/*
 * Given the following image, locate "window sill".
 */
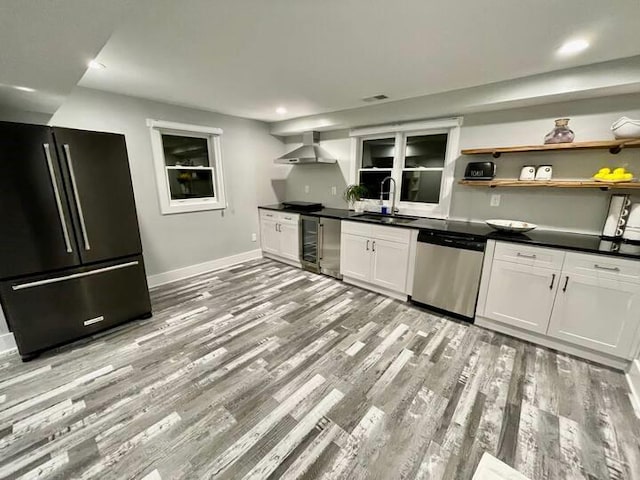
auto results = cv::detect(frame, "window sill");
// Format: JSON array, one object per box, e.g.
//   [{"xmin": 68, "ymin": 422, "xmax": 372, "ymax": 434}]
[{"xmin": 161, "ymin": 200, "xmax": 226, "ymax": 215}]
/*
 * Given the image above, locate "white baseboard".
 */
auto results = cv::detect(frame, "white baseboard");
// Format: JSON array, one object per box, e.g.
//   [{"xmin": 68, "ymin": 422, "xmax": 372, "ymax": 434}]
[
  {"xmin": 147, "ymin": 249, "xmax": 263, "ymax": 288},
  {"xmin": 475, "ymin": 316, "xmax": 630, "ymax": 371},
  {"xmin": 342, "ymin": 276, "xmax": 408, "ymax": 302},
  {"xmin": 0, "ymin": 332, "xmax": 17, "ymax": 356},
  {"xmin": 626, "ymin": 359, "xmax": 640, "ymax": 416}
]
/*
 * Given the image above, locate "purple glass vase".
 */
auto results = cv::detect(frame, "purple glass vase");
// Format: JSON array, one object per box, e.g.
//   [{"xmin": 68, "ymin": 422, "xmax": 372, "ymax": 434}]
[{"xmin": 544, "ymin": 118, "xmax": 575, "ymax": 144}]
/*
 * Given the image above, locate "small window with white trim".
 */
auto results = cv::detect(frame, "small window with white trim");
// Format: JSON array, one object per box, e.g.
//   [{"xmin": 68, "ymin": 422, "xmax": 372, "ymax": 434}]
[{"xmin": 148, "ymin": 120, "xmax": 226, "ymax": 215}]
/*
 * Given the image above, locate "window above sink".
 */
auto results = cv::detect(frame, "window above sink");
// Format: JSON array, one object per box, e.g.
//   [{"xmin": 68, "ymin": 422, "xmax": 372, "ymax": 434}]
[{"xmin": 351, "ymin": 118, "xmax": 461, "ymax": 219}]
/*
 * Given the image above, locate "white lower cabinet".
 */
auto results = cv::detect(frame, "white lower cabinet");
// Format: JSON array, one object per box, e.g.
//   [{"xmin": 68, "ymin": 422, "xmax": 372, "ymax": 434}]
[
  {"xmin": 547, "ymin": 272, "xmax": 640, "ymax": 358},
  {"xmin": 340, "ymin": 234, "xmax": 371, "ymax": 281},
  {"xmin": 340, "ymin": 222, "xmax": 413, "ymax": 295},
  {"xmin": 370, "ymin": 238, "xmax": 411, "ymax": 292},
  {"xmin": 259, "ymin": 209, "xmax": 300, "ymax": 263},
  {"xmin": 484, "ymin": 260, "xmax": 559, "ymax": 334},
  {"xmin": 278, "ymin": 223, "xmax": 300, "ymax": 262},
  {"xmin": 260, "ymin": 217, "xmax": 280, "ymax": 255},
  {"xmin": 480, "ymin": 241, "xmax": 640, "ymax": 365}
]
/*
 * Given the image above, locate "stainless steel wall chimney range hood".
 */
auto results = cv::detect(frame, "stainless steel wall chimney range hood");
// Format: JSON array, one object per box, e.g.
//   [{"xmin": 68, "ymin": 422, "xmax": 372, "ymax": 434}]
[{"xmin": 275, "ymin": 131, "xmax": 337, "ymax": 164}]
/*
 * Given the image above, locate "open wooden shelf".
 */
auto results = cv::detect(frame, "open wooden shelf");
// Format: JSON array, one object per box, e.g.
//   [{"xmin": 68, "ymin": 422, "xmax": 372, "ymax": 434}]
[
  {"xmin": 461, "ymin": 139, "xmax": 640, "ymax": 158},
  {"xmin": 458, "ymin": 179, "xmax": 640, "ymax": 190}
]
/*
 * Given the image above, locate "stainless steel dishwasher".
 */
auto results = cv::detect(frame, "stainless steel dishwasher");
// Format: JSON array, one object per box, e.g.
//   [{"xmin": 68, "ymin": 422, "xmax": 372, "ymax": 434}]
[{"xmin": 411, "ymin": 230, "xmax": 486, "ymax": 321}]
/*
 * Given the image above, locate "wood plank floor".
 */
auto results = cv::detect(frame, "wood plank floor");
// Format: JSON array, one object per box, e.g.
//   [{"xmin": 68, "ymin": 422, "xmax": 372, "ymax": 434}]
[{"xmin": 0, "ymin": 258, "xmax": 639, "ymax": 480}]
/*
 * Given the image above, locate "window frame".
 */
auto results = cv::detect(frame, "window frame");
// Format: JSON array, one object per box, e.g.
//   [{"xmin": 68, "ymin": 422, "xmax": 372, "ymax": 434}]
[
  {"xmin": 350, "ymin": 118, "xmax": 461, "ymax": 218},
  {"xmin": 357, "ymin": 133, "xmax": 397, "ymax": 200},
  {"xmin": 147, "ymin": 119, "xmax": 226, "ymax": 215}
]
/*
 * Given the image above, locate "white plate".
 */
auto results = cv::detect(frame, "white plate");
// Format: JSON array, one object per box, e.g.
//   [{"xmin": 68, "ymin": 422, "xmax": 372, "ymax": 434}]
[{"xmin": 486, "ymin": 219, "xmax": 537, "ymax": 233}]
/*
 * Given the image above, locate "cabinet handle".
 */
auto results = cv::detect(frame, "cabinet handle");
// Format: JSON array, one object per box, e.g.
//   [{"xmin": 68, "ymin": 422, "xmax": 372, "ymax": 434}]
[
  {"xmin": 562, "ymin": 275, "xmax": 569, "ymax": 292},
  {"xmin": 43, "ymin": 143, "xmax": 73, "ymax": 254},
  {"xmin": 516, "ymin": 252, "xmax": 537, "ymax": 259},
  {"xmin": 549, "ymin": 273, "xmax": 556, "ymax": 290},
  {"xmin": 594, "ymin": 264, "xmax": 620, "ymax": 272},
  {"xmin": 63, "ymin": 144, "xmax": 91, "ymax": 251},
  {"xmin": 372, "ymin": 241, "xmax": 376, "ymax": 252},
  {"xmin": 319, "ymin": 223, "xmax": 324, "ymax": 260},
  {"xmin": 366, "ymin": 240, "xmax": 370, "ymax": 251},
  {"xmin": 12, "ymin": 261, "xmax": 139, "ymax": 290},
  {"xmin": 284, "ymin": 216, "xmax": 292, "ymax": 220},
  {"xmin": 275, "ymin": 223, "xmax": 278, "ymax": 232},
  {"xmin": 277, "ymin": 223, "xmax": 281, "ymax": 232}
]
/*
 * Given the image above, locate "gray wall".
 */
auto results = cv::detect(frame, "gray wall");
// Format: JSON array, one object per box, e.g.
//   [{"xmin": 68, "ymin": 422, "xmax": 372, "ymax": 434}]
[
  {"xmin": 281, "ymin": 130, "xmax": 351, "ymax": 208},
  {"xmin": 50, "ymin": 87, "xmax": 285, "ymax": 276},
  {"xmin": 273, "ymin": 94, "xmax": 640, "ymax": 233},
  {"xmin": 451, "ymin": 95, "xmax": 640, "ymax": 233}
]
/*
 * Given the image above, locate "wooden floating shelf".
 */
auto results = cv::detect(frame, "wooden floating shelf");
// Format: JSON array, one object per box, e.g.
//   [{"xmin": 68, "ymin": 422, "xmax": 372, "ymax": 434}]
[
  {"xmin": 461, "ymin": 139, "xmax": 640, "ymax": 158},
  {"xmin": 458, "ymin": 179, "xmax": 640, "ymax": 190}
]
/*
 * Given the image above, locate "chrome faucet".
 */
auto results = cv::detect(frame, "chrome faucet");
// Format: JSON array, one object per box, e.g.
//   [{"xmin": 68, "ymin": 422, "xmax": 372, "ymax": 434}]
[{"xmin": 380, "ymin": 176, "xmax": 399, "ymax": 215}]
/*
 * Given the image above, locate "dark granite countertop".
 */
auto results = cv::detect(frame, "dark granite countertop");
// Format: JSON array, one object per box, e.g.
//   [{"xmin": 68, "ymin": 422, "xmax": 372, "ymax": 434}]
[{"xmin": 258, "ymin": 205, "xmax": 640, "ymax": 260}]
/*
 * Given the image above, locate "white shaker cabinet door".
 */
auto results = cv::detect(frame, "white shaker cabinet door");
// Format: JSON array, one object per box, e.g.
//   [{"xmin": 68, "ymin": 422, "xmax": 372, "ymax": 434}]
[
  {"xmin": 484, "ymin": 259, "xmax": 559, "ymax": 334},
  {"xmin": 548, "ymin": 273, "xmax": 640, "ymax": 358},
  {"xmin": 340, "ymin": 233, "xmax": 371, "ymax": 281},
  {"xmin": 370, "ymin": 239, "xmax": 410, "ymax": 293},
  {"xmin": 260, "ymin": 218, "xmax": 280, "ymax": 255},
  {"xmin": 278, "ymin": 222, "xmax": 300, "ymax": 262}
]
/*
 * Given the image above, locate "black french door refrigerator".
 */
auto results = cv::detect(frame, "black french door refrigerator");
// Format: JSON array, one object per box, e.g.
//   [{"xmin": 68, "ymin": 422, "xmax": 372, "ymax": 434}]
[{"xmin": 0, "ymin": 122, "xmax": 152, "ymax": 360}]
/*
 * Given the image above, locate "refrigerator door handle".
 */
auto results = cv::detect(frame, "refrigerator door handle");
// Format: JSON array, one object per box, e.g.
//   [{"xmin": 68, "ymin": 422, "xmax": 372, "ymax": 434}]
[
  {"xmin": 12, "ymin": 261, "xmax": 139, "ymax": 291},
  {"xmin": 43, "ymin": 143, "xmax": 73, "ymax": 254},
  {"xmin": 63, "ymin": 144, "xmax": 91, "ymax": 251},
  {"xmin": 319, "ymin": 223, "xmax": 324, "ymax": 260}
]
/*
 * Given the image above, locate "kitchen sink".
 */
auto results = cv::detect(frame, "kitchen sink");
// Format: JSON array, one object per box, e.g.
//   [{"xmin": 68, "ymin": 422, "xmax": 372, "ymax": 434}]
[{"xmin": 352, "ymin": 213, "xmax": 420, "ymax": 225}]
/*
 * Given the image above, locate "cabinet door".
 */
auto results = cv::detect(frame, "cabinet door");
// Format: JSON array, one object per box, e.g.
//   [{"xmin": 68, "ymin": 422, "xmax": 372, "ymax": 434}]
[
  {"xmin": 279, "ymin": 222, "xmax": 300, "ymax": 262},
  {"xmin": 484, "ymin": 260, "xmax": 559, "ymax": 334},
  {"xmin": 260, "ymin": 218, "xmax": 280, "ymax": 255},
  {"xmin": 340, "ymin": 234, "xmax": 371, "ymax": 281},
  {"xmin": 371, "ymin": 238, "xmax": 410, "ymax": 293},
  {"xmin": 53, "ymin": 128, "xmax": 142, "ymax": 265},
  {"xmin": 548, "ymin": 273, "xmax": 640, "ymax": 358},
  {"xmin": 0, "ymin": 122, "xmax": 81, "ymax": 278}
]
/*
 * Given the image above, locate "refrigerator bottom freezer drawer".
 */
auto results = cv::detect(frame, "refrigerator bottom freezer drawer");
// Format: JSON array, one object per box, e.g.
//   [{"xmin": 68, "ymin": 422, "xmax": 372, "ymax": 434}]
[{"xmin": 0, "ymin": 255, "xmax": 151, "ymax": 357}]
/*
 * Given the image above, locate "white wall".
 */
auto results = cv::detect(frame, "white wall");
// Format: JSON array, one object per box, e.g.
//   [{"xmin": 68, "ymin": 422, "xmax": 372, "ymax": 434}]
[
  {"xmin": 50, "ymin": 87, "xmax": 285, "ymax": 276},
  {"xmin": 274, "ymin": 93, "xmax": 640, "ymax": 233}
]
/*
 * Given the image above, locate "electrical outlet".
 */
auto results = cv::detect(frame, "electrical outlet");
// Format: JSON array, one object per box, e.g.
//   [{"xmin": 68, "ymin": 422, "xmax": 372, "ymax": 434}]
[
  {"xmin": 490, "ymin": 194, "xmax": 501, "ymax": 207},
  {"xmin": 304, "ymin": 185, "xmax": 310, "ymax": 194},
  {"xmin": 331, "ymin": 186, "xmax": 337, "ymax": 195},
  {"xmin": 251, "ymin": 233, "xmax": 257, "ymax": 242}
]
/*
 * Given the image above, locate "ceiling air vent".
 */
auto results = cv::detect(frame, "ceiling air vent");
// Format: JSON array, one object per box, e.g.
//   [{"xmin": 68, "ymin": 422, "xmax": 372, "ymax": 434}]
[{"xmin": 362, "ymin": 94, "xmax": 389, "ymax": 103}]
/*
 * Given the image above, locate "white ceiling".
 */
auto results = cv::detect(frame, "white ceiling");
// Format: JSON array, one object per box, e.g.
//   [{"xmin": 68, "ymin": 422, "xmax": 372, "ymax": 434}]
[
  {"xmin": 0, "ymin": 0, "xmax": 129, "ymax": 115},
  {"xmin": 3, "ymin": 0, "xmax": 640, "ymax": 122}
]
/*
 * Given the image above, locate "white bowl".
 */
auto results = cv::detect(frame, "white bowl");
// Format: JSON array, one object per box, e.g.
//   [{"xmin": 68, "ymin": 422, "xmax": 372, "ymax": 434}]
[
  {"xmin": 611, "ymin": 116, "xmax": 640, "ymax": 139},
  {"xmin": 486, "ymin": 219, "xmax": 538, "ymax": 233}
]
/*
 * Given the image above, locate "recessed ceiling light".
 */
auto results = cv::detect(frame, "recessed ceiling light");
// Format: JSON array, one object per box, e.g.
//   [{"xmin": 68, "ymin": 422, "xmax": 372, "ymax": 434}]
[
  {"xmin": 557, "ymin": 39, "xmax": 589, "ymax": 56},
  {"xmin": 13, "ymin": 85, "xmax": 36, "ymax": 92},
  {"xmin": 276, "ymin": 107, "xmax": 287, "ymax": 115},
  {"xmin": 88, "ymin": 60, "xmax": 106, "ymax": 70}
]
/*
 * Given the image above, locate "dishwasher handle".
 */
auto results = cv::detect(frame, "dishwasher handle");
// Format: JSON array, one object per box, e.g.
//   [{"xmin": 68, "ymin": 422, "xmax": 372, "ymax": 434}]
[{"xmin": 417, "ymin": 230, "xmax": 486, "ymax": 252}]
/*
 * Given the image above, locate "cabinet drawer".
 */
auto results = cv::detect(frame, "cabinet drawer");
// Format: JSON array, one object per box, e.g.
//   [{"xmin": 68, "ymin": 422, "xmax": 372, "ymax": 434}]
[
  {"xmin": 494, "ymin": 242, "xmax": 565, "ymax": 270},
  {"xmin": 259, "ymin": 209, "xmax": 278, "ymax": 220},
  {"xmin": 279, "ymin": 213, "xmax": 299, "ymax": 225},
  {"xmin": 563, "ymin": 252, "xmax": 640, "ymax": 284},
  {"xmin": 342, "ymin": 221, "xmax": 372, "ymax": 238},
  {"xmin": 370, "ymin": 224, "xmax": 412, "ymax": 244},
  {"xmin": 1, "ymin": 256, "xmax": 151, "ymax": 355}
]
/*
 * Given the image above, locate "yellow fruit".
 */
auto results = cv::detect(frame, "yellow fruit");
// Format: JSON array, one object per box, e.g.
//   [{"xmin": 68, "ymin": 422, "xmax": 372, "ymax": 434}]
[
  {"xmin": 599, "ymin": 168, "xmax": 611, "ymax": 174},
  {"xmin": 613, "ymin": 167, "xmax": 626, "ymax": 175},
  {"xmin": 604, "ymin": 173, "xmax": 616, "ymax": 180},
  {"xmin": 623, "ymin": 173, "xmax": 633, "ymax": 180},
  {"xmin": 594, "ymin": 173, "xmax": 605, "ymax": 179}
]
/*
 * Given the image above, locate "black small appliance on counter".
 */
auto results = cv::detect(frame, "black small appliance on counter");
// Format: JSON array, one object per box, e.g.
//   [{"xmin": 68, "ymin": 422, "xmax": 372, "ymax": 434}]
[{"xmin": 282, "ymin": 201, "xmax": 323, "ymax": 212}]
